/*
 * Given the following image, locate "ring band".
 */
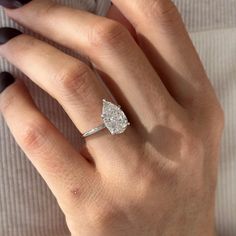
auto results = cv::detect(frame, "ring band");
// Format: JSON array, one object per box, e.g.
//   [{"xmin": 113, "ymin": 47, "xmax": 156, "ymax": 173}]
[
  {"xmin": 82, "ymin": 124, "xmax": 106, "ymax": 138},
  {"xmin": 82, "ymin": 99, "xmax": 130, "ymax": 138}
]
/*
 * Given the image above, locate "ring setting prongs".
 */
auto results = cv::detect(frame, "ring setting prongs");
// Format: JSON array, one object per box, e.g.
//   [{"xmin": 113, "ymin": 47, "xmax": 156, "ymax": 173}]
[{"xmin": 101, "ymin": 99, "xmax": 130, "ymax": 135}]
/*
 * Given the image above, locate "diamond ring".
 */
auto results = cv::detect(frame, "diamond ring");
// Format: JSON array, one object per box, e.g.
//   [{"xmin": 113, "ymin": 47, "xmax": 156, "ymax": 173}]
[{"xmin": 82, "ymin": 99, "xmax": 130, "ymax": 138}]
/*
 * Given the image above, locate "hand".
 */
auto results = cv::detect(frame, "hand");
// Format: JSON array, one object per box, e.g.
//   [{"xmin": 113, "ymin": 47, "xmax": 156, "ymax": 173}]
[{"xmin": 0, "ymin": 0, "xmax": 224, "ymax": 235}]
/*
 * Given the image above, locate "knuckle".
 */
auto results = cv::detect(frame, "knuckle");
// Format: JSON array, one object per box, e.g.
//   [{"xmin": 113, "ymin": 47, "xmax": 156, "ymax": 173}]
[
  {"xmin": 143, "ymin": 0, "xmax": 181, "ymax": 25},
  {"xmin": 131, "ymin": 155, "xmax": 177, "ymax": 201},
  {"xmin": 88, "ymin": 20, "xmax": 130, "ymax": 49},
  {"xmin": 20, "ymin": 118, "xmax": 50, "ymax": 152},
  {"xmin": 56, "ymin": 63, "xmax": 92, "ymax": 97},
  {"xmin": 87, "ymin": 202, "xmax": 121, "ymax": 227}
]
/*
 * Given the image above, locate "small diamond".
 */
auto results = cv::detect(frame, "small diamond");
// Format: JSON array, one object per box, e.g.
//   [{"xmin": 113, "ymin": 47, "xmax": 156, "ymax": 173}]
[{"xmin": 102, "ymin": 99, "xmax": 129, "ymax": 135}]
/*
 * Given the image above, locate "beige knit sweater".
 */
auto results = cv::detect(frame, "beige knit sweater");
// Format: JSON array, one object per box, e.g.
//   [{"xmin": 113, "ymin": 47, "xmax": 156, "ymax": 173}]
[{"xmin": 0, "ymin": 0, "xmax": 235, "ymax": 235}]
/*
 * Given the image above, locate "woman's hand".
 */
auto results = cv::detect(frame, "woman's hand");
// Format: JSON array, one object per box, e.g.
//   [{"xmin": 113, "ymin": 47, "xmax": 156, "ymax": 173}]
[{"xmin": 0, "ymin": 0, "xmax": 224, "ymax": 235}]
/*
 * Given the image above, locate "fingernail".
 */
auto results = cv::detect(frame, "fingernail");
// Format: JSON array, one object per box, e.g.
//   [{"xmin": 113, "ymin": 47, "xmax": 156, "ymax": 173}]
[
  {"xmin": 0, "ymin": 72, "xmax": 16, "ymax": 93},
  {"xmin": 0, "ymin": 0, "xmax": 31, "ymax": 9},
  {"xmin": 0, "ymin": 27, "xmax": 22, "ymax": 45}
]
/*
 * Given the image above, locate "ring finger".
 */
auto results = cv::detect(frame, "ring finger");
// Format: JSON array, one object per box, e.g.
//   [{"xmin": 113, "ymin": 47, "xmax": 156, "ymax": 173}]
[{"xmin": 0, "ymin": 29, "xmax": 141, "ymax": 172}]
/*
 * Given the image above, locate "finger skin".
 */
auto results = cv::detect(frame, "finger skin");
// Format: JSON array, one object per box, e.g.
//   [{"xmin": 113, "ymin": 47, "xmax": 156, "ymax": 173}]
[
  {"xmin": 106, "ymin": 4, "xmax": 136, "ymax": 39},
  {"xmin": 3, "ymin": 0, "xmax": 179, "ymax": 128},
  {"xmin": 0, "ymin": 31, "xmax": 142, "ymax": 173},
  {"xmin": 0, "ymin": 32, "xmax": 112, "ymax": 134},
  {"xmin": 111, "ymin": 0, "xmax": 216, "ymax": 109},
  {"xmin": 0, "ymin": 73, "xmax": 94, "ymax": 208}
]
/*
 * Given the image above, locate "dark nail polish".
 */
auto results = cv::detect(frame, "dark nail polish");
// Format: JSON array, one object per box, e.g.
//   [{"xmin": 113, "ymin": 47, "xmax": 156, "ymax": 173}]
[
  {"xmin": 0, "ymin": 27, "xmax": 22, "ymax": 45},
  {"xmin": 0, "ymin": 0, "xmax": 31, "ymax": 9},
  {"xmin": 0, "ymin": 72, "xmax": 16, "ymax": 93}
]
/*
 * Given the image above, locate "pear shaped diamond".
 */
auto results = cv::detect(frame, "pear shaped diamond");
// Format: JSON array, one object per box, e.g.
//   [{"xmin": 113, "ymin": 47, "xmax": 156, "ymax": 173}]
[{"xmin": 101, "ymin": 99, "xmax": 130, "ymax": 135}]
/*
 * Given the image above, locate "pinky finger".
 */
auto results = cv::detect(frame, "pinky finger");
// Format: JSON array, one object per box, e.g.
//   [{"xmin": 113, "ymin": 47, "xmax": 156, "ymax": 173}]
[{"xmin": 0, "ymin": 72, "xmax": 95, "ymax": 208}]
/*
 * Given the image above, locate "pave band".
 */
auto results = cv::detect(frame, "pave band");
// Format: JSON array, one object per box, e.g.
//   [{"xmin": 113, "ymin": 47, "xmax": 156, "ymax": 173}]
[{"xmin": 82, "ymin": 99, "xmax": 130, "ymax": 138}]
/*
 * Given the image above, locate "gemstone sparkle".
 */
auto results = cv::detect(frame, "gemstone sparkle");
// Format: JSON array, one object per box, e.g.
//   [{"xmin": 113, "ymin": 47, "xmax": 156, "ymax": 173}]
[{"xmin": 101, "ymin": 99, "xmax": 129, "ymax": 135}]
